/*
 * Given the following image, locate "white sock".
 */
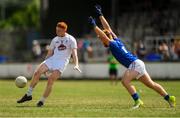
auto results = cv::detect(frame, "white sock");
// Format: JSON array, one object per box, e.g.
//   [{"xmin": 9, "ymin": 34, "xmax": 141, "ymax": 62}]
[
  {"xmin": 26, "ymin": 87, "xmax": 33, "ymax": 96},
  {"xmin": 40, "ymin": 97, "xmax": 46, "ymax": 103}
]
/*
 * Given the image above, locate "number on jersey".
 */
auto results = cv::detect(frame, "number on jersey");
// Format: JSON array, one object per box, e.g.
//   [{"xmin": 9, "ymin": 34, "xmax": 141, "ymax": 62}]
[{"xmin": 122, "ymin": 46, "xmax": 128, "ymax": 53}]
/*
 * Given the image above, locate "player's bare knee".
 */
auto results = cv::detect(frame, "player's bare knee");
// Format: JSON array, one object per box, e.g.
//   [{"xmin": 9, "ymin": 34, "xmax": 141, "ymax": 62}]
[
  {"xmin": 121, "ymin": 79, "xmax": 129, "ymax": 86},
  {"xmin": 34, "ymin": 70, "xmax": 41, "ymax": 78}
]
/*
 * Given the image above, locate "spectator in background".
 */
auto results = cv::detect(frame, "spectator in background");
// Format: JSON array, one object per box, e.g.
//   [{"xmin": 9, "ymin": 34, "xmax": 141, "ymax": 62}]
[
  {"xmin": 83, "ymin": 34, "xmax": 93, "ymax": 62},
  {"xmin": 41, "ymin": 44, "xmax": 50, "ymax": 59},
  {"xmin": 77, "ymin": 39, "xmax": 84, "ymax": 62},
  {"xmin": 32, "ymin": 40, "xmax": 42, "ymax": 61},
  {"xmin": 107, "ymin": 50, "xmax": 118, "ymax": 85},
  {"xmin": 174, "ymin": 39, "xmax": 180, "ymax": 59},
  {"xmin": 169, "ymin": 38, "xmax": 178, "ymax": 61},
  {"xmin": 158, "ymin": 40, "xmax": 170, "ymax": 61},
  {"xmin": 134, "ymin": 40, "xmax": 147, "ymax": 60}
]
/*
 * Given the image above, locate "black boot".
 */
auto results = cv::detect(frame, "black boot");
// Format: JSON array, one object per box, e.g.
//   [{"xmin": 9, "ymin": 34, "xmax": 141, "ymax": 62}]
[
  {"xmin": 17, "ymin": 94, "xmax": 32, "ymax": 103},
  {"xmin": 37, "ymin": 101, "xmax": 44, "ymax": 107}
]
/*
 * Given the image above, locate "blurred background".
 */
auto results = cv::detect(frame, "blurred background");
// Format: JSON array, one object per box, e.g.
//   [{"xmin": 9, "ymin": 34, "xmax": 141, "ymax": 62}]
[{"xmin": 0, "ymin": 0, "xmax": 180, "ymax": 79}]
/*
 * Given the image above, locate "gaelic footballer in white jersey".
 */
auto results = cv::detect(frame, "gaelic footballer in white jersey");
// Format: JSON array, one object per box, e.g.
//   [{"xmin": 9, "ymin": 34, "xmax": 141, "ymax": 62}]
[
  {"xmin": 44, "ymin": 33, "xmax": 77, "ymax": 73},
  {"xmin": 17, "ymin": 22, "xmax": 81, "ymax": 107}
]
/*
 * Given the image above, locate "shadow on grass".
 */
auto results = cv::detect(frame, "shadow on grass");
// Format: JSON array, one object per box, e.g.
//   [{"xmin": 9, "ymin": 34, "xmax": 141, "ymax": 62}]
[{"xmin": 16, "ymin": 105, "xmax": 38, "ymax": 108}]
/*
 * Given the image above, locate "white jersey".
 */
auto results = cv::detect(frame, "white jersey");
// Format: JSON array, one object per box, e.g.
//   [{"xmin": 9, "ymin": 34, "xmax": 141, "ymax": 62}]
[
  {"xmin": 43, "ymin": 33, "xmax": 77, "ymax": 73},
  {"xmin": 50, "ymin": 33, "xmax": 77, "ymax": 61}
]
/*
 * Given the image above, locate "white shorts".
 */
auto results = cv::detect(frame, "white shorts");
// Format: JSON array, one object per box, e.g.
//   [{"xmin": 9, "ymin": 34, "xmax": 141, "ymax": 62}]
[
  {"xmin": 43, "ymin": 57, "xmax": 69, "ymax": 73},
  {"xmin": 128, "ymin": 59, "xmax": 147, "ymax": 79}
]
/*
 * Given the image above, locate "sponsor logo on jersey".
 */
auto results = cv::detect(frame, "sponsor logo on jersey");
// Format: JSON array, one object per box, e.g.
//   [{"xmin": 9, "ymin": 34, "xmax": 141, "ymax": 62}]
[{"xmin": 58, "ymin": 44, "xmax": 67, "ymax": 50}]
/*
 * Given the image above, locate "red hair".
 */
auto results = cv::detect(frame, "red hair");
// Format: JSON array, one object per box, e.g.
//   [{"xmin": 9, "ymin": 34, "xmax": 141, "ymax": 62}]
[{"xmin": 57, "ymin": 22, "xmax": 68, "ymax": 31}]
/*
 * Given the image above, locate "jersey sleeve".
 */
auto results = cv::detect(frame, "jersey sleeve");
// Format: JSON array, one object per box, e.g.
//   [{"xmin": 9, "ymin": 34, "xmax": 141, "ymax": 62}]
[
  {"xmin": 49, "ymin": 37, "xmax": 56, "ymax": 50},
  {"xmin": 114, "ymin": 38, "xmax": 120, "ymax": 41},
  {"xmin": 70, "ymin": 36, "xmax": 77, "ymax": 49}
]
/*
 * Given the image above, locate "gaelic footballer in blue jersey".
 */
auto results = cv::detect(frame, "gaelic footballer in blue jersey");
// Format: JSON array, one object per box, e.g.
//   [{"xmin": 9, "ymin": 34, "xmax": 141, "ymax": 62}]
[{"xmin": 88, "ymin": 5, "xmax": 176, "ymax": 109}]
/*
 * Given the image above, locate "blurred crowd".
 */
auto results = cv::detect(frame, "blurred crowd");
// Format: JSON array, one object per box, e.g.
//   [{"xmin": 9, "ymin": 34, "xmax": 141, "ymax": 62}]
[
  {"xmin": 5, "ymin": 35, "xmax": 179, "ymax": 63},
  {"xmin": 0, "ymin": 34, "xmax": 180, "ymax": 63},
  {"xmin": 77, "ymin": 35, "xmax": 93, "ymax": 63},
  {"xmin": 1, "ymin": 0, "xmax": 180, "ymax": 63},
  {"xmin": 133, "ymin": 38, "xmax": 180, "ymax": 61}
]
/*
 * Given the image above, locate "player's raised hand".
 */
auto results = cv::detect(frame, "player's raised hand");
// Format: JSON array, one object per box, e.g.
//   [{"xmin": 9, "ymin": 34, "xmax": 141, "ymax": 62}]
[
  {"xmin": 88, "ymin": 16, "xmax": 96, "ymax": 27},
  {"xmin": 95, "ymin": 4, "xmax": 103, "ymax": 16},
  {"xmin": 73, "ymin": 65, "xmax": 82, "ymax": 73}
]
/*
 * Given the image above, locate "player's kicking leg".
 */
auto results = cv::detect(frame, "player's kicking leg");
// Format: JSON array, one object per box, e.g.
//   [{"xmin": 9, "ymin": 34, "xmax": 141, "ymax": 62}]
[
  {"xmin": 37, "ymin": 70, "xmax": 60, "ymax": 107},
  {"xmin": 17, "ymin": 63, "xmax": 49, "ymax": 103},
  {"xmin": 139, "ymin": 72, "xmax": 176, "ymax": 107}
]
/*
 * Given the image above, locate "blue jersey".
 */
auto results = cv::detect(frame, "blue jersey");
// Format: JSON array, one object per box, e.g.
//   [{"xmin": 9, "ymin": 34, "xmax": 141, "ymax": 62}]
[{"xmin": 109, "ymin": 38, "xmax": 137, "ymax": 68}]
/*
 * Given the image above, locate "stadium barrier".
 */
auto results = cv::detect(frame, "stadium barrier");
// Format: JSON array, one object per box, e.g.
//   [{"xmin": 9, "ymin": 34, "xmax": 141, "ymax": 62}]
[{"xmin": 0, "ymin": 63, "xmax": 180, "ymax": 79}]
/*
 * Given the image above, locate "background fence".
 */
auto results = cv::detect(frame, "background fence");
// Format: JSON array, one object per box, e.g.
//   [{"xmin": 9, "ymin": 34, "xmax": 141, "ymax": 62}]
[{"xmin": 0, "ymin": 63, "xmax": 180, "ymax": 79}]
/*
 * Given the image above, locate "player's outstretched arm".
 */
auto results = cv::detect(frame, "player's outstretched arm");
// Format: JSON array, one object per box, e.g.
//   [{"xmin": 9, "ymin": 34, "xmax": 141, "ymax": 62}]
[
  {"xmin": 72, "ymin": 48, "xmax": 82, "ymax": 73},
  {"xmin": 88, "ymin": 16, "xmax": 110, "ymax": 46},
  {"xmin": 95, "ymin": 5, "xmax": 117, "ymax": 38}
]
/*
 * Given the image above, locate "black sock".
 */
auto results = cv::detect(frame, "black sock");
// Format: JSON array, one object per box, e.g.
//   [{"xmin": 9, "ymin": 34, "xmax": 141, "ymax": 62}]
[
  {"xmin": 132, "ymin": 93, "xmax": 139, "ymax": 101},
  {"xmin": 164, "ymin": 94, "xmax": 170, "ymax": 101}
]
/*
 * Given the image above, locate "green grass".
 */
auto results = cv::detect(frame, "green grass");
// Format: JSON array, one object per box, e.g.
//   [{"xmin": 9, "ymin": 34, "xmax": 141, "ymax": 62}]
[{"xmin": 0, "ymin": 80, "xmax": 179, "ymax": 117}]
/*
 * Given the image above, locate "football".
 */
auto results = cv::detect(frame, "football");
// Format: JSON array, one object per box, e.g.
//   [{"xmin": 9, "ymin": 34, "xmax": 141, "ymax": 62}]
[{"xmin": 15, "ymin": 76, "xmax": 27, "ymax": 88}]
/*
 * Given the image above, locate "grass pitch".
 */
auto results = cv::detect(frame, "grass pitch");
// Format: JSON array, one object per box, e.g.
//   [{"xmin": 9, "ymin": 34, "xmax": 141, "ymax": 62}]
[{"xmin": 0, "ymin": 79, "xmax": 179, "ymax": 117}]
